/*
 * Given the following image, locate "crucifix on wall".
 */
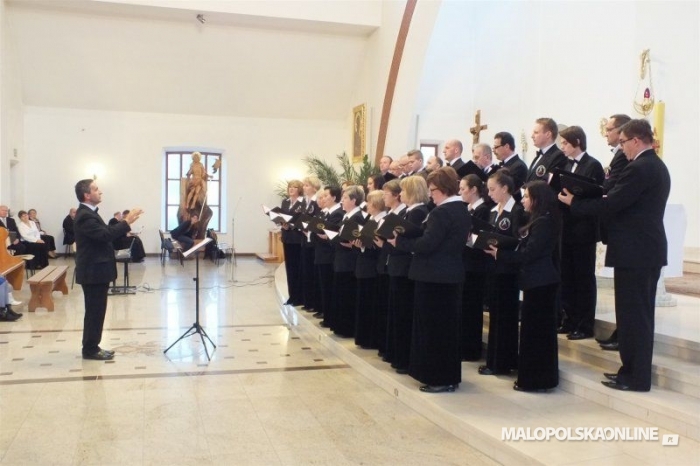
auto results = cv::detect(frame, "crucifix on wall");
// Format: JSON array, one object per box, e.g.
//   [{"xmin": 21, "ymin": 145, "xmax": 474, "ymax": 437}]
[{"xmin": 469, "ymin": 110, "xmax": 488, "ymax": 144}]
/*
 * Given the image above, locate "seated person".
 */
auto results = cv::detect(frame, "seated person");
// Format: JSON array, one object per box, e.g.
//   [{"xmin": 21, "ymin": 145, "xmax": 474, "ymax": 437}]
[
  {"xmin": 62, "ymin": 207, "xmax": 76, "ymax": 247},
  {"xmin": 170, "ymin": 214, "xmax": 199, "ymax": 251},
  {"xmin": 108, "ymin": 211, "xmax": 146, "ymax": 262},
  {"xmin": 0, "ymin": 276, "xmax": 22, "ymax": 322},
  {"xmin": 28, "ymin": 209, "xmax": 57, "ymax": 258},
  {"xmin": 0, "ymin": 205, "xmax": 27, "ymax": 256},
  {"xmin": 16, "ymin": 210, "xmax": 49, "ymax": 269}
]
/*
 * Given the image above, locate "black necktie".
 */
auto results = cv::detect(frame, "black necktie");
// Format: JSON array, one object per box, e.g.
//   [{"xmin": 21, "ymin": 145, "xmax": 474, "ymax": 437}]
[
  {"xmin": 536, "ymin": 150, "xmax": 543, "ymax": 156},
  {"xmin": 95, "ymin": 207, "xmax": 99, "ymax": 213},
  {"xmin": 498, "ymin": 161, "xmax": 504, "ymax": 167}
]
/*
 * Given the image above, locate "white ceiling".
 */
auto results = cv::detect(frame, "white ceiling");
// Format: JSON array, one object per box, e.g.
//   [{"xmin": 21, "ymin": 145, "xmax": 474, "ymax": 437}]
[{"xmin": 6, "ymin": 0, "xmax": 376, "ymax": 119}]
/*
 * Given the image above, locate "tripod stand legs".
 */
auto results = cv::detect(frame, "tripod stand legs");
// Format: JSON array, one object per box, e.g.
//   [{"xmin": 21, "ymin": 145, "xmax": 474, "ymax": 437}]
[{"xmin": 164, "ymin": 322, "xmax": 217, "ymax": 361}]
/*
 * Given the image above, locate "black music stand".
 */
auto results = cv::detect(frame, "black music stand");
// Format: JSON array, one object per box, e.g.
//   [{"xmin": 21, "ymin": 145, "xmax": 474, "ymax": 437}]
[
  {"xmin": 164, "ymin": 238, "xmax": 217, "ymax": 360},
  {"xmin": 109, "ymin": 238, "xmax": 136, "ymax": 295}
]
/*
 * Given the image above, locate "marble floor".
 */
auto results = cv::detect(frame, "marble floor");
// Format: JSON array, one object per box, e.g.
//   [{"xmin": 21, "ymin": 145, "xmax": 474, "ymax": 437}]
[{"xmin": 0, "ymin": 257, "xmax": 497, "ymax": 465}]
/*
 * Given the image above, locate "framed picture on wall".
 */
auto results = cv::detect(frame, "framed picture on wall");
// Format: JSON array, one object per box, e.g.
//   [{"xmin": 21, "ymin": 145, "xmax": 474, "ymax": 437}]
[{"xmin": 352, "ymin": 104, "xmax": 366, "ymax": 163}]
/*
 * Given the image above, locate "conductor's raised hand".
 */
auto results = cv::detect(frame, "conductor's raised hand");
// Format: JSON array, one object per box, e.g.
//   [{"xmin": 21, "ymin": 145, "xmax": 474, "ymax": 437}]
[{"xmin": 124, "ymin": 208, "xmax": 144, "ymax": 225}]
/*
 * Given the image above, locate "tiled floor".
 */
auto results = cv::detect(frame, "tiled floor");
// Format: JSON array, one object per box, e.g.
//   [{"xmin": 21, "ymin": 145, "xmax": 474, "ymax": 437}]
[{"xmin": 0, "ymin": 257, "xmax": 498, "ymax": 465}]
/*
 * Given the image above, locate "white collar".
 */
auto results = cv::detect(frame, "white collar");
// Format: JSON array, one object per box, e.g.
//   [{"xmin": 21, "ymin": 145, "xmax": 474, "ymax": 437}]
[
  {"xmin": 569, "ymin": 152, "xmax": 585, "ymax": 163},
  {"xmin": 390, "ymin": 203, "xmax": 407, "ymax": 214},
  {"xmin": 438, "ymin": 195, "xmax": 462, "ymax": 206},
  {"xmin": 327, "ymin": 203, "xmax": 341, "ymax": 213},
  {"xmin": 344, "ymin": 206, "xmax": 361, "ymax": 218},
  {"xmin": 372, "ymin": 211, "xmax": 387, "ymax": 222},
  {"xmin": 80, "ymin": 202, "xmax": 98, "ymax": 212},
  {"xmin": 539, "ymin": 143, "xmax": 556, "ymax": 155},
  {"xmin": 491, "ymin": 196, "xmax": 516, "ymax": 213},
  {"xmin": 406, "ymin": 202, "xmax": 424, "ymax": 211},
  {"xmin": 502, "ymin": 153, "xmax": 518, "ymax": 164},
  {"xmin": 469, "ymin": 197, "xmax": 485, "ymax": 210}
]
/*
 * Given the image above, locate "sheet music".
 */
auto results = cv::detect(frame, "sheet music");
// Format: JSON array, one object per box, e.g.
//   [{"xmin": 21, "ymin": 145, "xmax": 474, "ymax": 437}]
[{"xmin": 182, "ymin": 237, "xmax": 213, "ymax": 258}]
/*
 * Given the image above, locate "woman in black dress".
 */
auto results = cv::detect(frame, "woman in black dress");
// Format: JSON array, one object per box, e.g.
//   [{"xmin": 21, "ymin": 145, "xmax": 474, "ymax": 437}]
[
  {"xmin": 486, "ymin": 180, "xmax": 560, "ymax": 392},
  {"xmin": 300, "ymin": 176, "xmax": 321, "ymax": 311},
  {"xmin": 459, "ymin": 174, "xmax": 494, "ymax": 361},
  {"xmin": 384, "ymin": 176, "xmax": 428, "ymax": 374},
  {"xmin": 280, "ymin": 180, "xmax": 305, "ymax": 306},
  {"xmin": 479, "ymin": 170, "xmax": 524, "ymax": 376},
  {"xmin": 394, "ymin": 167, "xmax": 470, "ymax": 392}
]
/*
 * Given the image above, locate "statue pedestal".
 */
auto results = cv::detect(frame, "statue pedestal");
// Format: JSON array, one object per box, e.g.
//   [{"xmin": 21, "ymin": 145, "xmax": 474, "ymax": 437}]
[{"xmin": 256, "ymin": 230, "xmax": 284, "ymax": 263}]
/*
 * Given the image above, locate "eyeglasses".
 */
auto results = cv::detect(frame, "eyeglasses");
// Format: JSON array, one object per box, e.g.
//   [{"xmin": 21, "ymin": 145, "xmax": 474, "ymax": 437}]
[
  {"xmin": 429, "ymin": 187, "xmax": 440, "ymax": 193},
  {"xmin": 492, "ymin": 144, "xmax": 504, "ymax": 150},
  {"xmin": 619, "ymin": 138, "xmax": 635, "ymax": 146}
]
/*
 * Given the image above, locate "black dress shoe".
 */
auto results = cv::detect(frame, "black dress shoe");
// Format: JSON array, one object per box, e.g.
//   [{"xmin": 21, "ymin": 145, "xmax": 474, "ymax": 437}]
[
  {"xmin": 601, "ymin": 380, "xmax": 649, "ymax": 392},
  {"xmin": 603, "ymin": 372, "xmax": 618, "ymax": 381},
  {"xmin": 600, "ymin": 341, "xmax": 619, "ymax": 351},
  {"xmin": 419, "ymin": 384, "xmax": 457, "ymax": 393},
  {"xmin": 513, "ymin": 383, "xmax": 550, "ymax": 393},
  {"xmin": 567, "ymin": 331, "xmax": 593, "ymax": 340},
  {"xmin": 301, "ymin": 306, "xmax": 312, "ymax": 311},
  {"xmin": 395, "ymin": 368, "xmax": 409, "ymax": 375},
  {"xmin": 83, "ymin": 350, "xmax": 114, "ymax": 361},
  {"xmin": 478, "ymin": 365, "xmax": 495, "ymax": 375},
  {"xmin": 0, "ymin": 307, "xmax": 20, "ymax": 322},
  {"xmin": 596, "ymin": 330, "xmax": 618, "ymax": 344},
  {"xmin": 5, "ymin": 306, "xmax": 23, "ymax": 319},
  {"xmin": 312, "ymin": 312, "xmax": 323, "ymax": 318},
  {"xmin": 319, "ymin": 320, "xmax": 330, "ymax": 328}
]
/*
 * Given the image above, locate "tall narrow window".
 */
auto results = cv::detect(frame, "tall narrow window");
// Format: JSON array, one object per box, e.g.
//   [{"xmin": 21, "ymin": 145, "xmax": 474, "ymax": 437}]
[
  {"xmin": 165, "ymin": 151, "xmax": 222, "ymax": 231},
  {"xmin": 420, "ymin": 143, "xmax": 439, "ymax": 161}
]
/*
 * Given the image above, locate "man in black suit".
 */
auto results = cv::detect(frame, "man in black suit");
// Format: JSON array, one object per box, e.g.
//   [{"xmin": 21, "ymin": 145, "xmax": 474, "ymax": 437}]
[
  {"xmin": 74, "ymin": 179, "xmax": 142, "ymax": 360},
  {"xmin": 405, "ymin": 150, "xmax": 427, "ymax": 178},
  {"xmin": 559, "ymin": 119, "xmax": 670, "ymax": 392},
  {"xmin": 557, "ymin": 126, "xmax": 605, "ymax": 341},
  {"xmin": 492, "ymin": 132, "xmax": 527, "ymax": 191},
  {"xmin": 442, "ymin": 139, "xmax": 465, "ymax": 171},
  {"xmin": 597, "ymin": 114, "xmax": 632, "ymax": 350},
  {"xmin": 528, "ymin": 117, "xmax": 567, "ymax": 183},
  {"xmin": 466, "ymin": 143, "xmax": 494, "ymax": 181},
  {"xmin": 379, "ymin": 156, "xmax": 397, "ymax": 181},
  {"xmin": 425, "ymin": 155, "xmax": 443, "ymax": 174},
  {"xmin": 0, "ymin": 205, "xmax": 26, "ymax": 255}
]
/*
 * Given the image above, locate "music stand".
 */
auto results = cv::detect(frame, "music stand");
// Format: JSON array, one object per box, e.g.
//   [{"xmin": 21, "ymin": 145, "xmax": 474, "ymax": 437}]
[
  {"xmin": 164, "ymin": 237, "xmax": 217, "ymax": 360},
  {"xmin": 109, "ymin": 238, "xmax": 136, "ymax": 295}
]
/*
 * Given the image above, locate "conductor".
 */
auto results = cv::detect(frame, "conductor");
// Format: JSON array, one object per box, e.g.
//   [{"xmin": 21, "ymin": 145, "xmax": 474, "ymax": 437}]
[{"xmin": 74, "ymin": 179, "xmax": 143, "ymax": 360}]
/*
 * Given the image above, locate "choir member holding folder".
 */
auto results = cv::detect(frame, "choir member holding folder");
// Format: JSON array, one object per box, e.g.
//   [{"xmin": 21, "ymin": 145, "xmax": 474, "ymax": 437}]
[
  {"xmin": 352, "ymin": 190, "xmax": 386, "ymax": 349},
  {"xmin": 314, "ymin": 186, "xmax": 343, "ymax": 325},
  {"xmin": 329, "ymin": 185, "xmax": 366, "ymax": 338},
  {"xmin": 394, "ymin": 167, "xmax": 470, "ymax": 393},
  {"xmin": 556, "ymin": 126, "xmax": 605, "ymax": 341},
  {"xmin": 373, "ymin": 180, "xmax": 406, "ymax": 358},
  {"xmin": 300, "ymin": 176, "xmax": 321, "ymax": 312},
  {"xmin": 479, "ymin": 169, "xmax": 524, "ymax": 376},
  {"xmin": 485, "ymin": 180, "xmax": 561, "ymax": 392},
  {"xmin": 280, "ymin": 180, "xmax": 305, "ymax": 306},
  {"xmin": 459, "ymin": 174, "xmax": 494, "ymax": 361},
  {"xmin": 384, "ymin": 176, "xmax": 429, "ymax": 374}
]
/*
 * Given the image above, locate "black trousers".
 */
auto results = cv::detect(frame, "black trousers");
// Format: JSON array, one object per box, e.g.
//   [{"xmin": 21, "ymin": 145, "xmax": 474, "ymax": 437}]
[
  {"xmin": 461, "ymin": 271, "xmax": 486, "ymax": 360},
  {"xmin": 386, "ymin": 275, "xmax": 414, "ymax": 370},
  {"xmin": 614, "ymin": 267, "xmax": 660, "ymax": 390},
  {"xmin": 485, "ymin": 273, "xmax": 519, "ymax": 373},
  {"xmin": 300, "ymin": 246, "xmax": 316, "ymax": 309},
  {"xmin": 561, "ymin": 242, "xmax": 597, "ymax": 335},
  {"xmin": 517, "ymin": 283, "xmax": 559, "ymax": 390},
  {"xmin": 282, "ymin": 243, "xmax": 302, "ymax": 304},
  {"xmin": 81, "ymin": 283, "xmax": 110, "ymax": 355}
]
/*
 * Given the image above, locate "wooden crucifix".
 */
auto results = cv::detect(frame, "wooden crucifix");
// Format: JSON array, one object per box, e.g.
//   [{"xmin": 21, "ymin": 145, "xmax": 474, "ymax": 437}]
[{"xmin": 469, "ymin": 110, "xmax": 488, "ymax": 144}]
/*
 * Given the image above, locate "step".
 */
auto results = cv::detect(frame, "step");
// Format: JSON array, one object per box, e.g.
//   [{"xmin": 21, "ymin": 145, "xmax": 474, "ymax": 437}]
[{"xmin": 274, "ymin": 266, "xmax": 700, "ymax": 464}]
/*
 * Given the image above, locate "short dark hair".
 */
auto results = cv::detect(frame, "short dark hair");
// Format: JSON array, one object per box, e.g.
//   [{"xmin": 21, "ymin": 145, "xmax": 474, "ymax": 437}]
[
  {"xmin": 521, "ymin": 180, "xmax": 561, "ymax": 234},
  {"xmin": 536, "ymin": 117, "xmax": 559, "ymax": 139},
  {"xmin": 609, "ymin": 114, "xmax": 631, "ymax": 128},
  {"xmin": 434, "ymin": 156, "xmax": 444, "ymax": 167},
  {"xmin": 619, "ymin": 118, "xmax": 654, "ymax": 144},
  {"xmin": 75, "ymin": 179, "xmax": 93, "ymax": 203},
  {"xmin": 427, "ymin": 166, "xmax": 459, "ymax": 196},
  {"xmin": 17, "ymin": 210, "xmax": 27, "ymax": 218},
  {"xmin": 368, "ymin": 174, "xmax": 385, "ymax": 191},
  {"xmin": 324, "ymin": 185, "xmax": 342, "ymax": 203},
  {"xmin": 489, "ymin": 169, "xmax": 515, "ymax": 194},
  {"xmin": 407, "ymin": 149, "xmax": 423, "ymax": 161},
  {"xmin": 122, "ymin": 210, "xmax": 130, "ymax": 216},
  {"xmin": 559, "ymin": 126, "xmax": 587, "ymax": 151},
  {"xmin": 494, "ymin": 132, "xmax": 515, "ymax": 151}
]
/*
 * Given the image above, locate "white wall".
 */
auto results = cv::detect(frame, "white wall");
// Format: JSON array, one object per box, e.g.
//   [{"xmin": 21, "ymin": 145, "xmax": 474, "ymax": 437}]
[
  {"xmin": 0, "ymin": 0, "xmax": 24, "ymax": 207},
  {"xmin": 23, "ymin": 107, "xmax": 346, "ymax": 254},
  {"xmin": 414, "ymin": 0, "xmax": 700, "ymax": 247}
]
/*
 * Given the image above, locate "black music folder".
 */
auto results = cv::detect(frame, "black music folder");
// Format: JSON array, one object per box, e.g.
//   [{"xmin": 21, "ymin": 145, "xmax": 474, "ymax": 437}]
[
  {"xmin": 472, "ymin": 231, "xmax": 520, "ymax": 251},
  {"xmin": 338, "ymin": 220, "xmax": 362, "ymax": 243},
  {"xmin": 306, "ymin": 216, "xmax": 340, "ymax": 234},
  {"xmin": 358, "ymin": 219, "xmax": 379, "ymax": 248},
  {"xmin": 470, "ymin": 215, "xmax": 496, "ymax": 234},
  {"xmin": 375, "ymin": 213, "xmax": 423, "ymax": 239},
  {"xmin": 550, "ymin": 169, "xmax": 603, "ymax": 198}
]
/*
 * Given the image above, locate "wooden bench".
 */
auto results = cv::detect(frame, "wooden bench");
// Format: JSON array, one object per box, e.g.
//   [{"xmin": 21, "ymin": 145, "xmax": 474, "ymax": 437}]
[
  {"xmin": 0, "ymin": 228, "xmax": 25, "ymax": 290},
  {"xmin": 27, "ymin": 265, "xmax": 69, "ymax": 312}
]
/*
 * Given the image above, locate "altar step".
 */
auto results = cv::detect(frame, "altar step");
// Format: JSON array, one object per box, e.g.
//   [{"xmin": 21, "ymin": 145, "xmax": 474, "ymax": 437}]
[{"xmin": 274, "ymin": 266, "xmax": 700, "ymax": 465}]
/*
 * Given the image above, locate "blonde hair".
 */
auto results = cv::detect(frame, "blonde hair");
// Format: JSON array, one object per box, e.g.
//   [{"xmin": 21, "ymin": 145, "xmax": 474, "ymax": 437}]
[
  {"xmin": 343, "ymin": 185, "xmax": 365, "ymax": 205},
  {"xmin": 302, "ymin": 175, "xmax": 321, "ymax": 191},
  {"xmin": 366, "ymin": 190, "xmax": 385, "ymax": 212},
  {"xmin": 399, "ymin": 175, "xmax": 429, "ymax": 205},
  {"xmin": 287, "ymin": 179, "xmax": 303, "ymax": 194}
]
